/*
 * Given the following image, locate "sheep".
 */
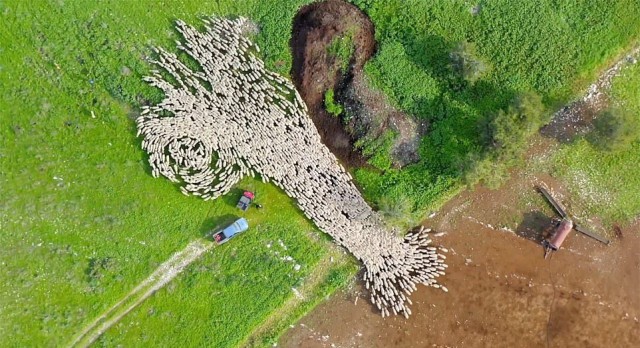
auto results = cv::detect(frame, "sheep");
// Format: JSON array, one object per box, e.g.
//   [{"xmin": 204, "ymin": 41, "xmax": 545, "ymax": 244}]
[{"xmin": 136, "ymin": 16, "xmax": 449, "ymax": 319}]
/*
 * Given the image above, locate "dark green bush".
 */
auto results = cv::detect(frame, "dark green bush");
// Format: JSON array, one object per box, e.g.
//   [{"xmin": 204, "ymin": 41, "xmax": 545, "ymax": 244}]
[
  {"xmin": 463, "ymin": 92, "xmax": 547, "ymax": 188},
  {"xmin": 492, "ymin": 92, "xmax": 547, "ymax": 150},
  {"xmin": 324, "ymin": 89, "xmax": 343, "ymax": 117},
  {"xmin": 588, "ymin": 107, "xmax": 640, "ymax": 151}
]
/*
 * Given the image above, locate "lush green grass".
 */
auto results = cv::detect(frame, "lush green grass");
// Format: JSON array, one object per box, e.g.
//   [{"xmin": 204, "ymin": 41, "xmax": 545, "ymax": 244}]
[
  {"xmin": 548, "ymin": 62, "xmax": 640, "ymax": 226},
  {"xmin": 99, "ymin": 244, "xmax": 357, "ymax": 347},
  {"xmin": 0, "ymin": 0, "xmax": 354, "ymax": 346},
  {"xmin": 349, "ymin": 0, "xmax": 640, "ymax": 219},
  {"xmin": 95, "ymin": 183, "xmax": 354, "ymax": 347}
]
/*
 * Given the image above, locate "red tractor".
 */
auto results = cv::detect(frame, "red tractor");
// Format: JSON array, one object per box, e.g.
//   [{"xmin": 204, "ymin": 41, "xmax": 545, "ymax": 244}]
[{"xmin": 236, "ymin": 191, "xmax": 255, "ymax": 211}]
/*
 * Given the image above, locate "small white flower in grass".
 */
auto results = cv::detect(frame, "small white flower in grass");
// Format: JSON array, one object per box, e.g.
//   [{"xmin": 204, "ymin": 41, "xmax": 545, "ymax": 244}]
[{"xmin": 292, "ymin": 287, "xmax": 304, "ymax": 300}]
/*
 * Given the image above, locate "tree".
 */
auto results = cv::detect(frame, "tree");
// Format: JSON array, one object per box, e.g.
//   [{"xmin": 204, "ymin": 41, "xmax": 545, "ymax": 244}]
[
  {"xmin": 588, "ymin": 107, "xmax": 639, "ymax": 151},
  {"xmin": 450, "ymin": 41, "xmax": 491, "ymax": 84},
  {"xmin": 463, "ymin": 92, "xmax": 547, "ymax": 189},
  {"xmin": 492, "ymin": 92, "xmax": 546, "ymax": 150}
]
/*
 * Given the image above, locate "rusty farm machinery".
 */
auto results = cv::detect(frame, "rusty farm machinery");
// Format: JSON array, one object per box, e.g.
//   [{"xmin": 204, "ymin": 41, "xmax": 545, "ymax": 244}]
[{"xmin": 537, "ymin": 185, "xmax": 610, "ymax": 258}]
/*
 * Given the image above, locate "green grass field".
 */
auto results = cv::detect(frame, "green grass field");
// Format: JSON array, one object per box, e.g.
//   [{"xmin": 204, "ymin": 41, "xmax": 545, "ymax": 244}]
[
  {"xmin": 1, "ymin": 0, "xmax": 639, "ymax": 346},
  {"xmin": 351, "ymin": 0, "xmax": 640, "ymax": 219},
  {"xmin": 547, "ymin": 61, "xmax": 640, "ymax": 227},
  {"xmin": 0, "ymin": 0, "xmax": 357, "ymax": 346}
]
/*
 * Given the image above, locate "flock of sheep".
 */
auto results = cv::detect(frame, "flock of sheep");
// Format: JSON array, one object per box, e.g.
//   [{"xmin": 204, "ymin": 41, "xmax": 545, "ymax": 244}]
[{"xmin": 136, "ymin": 17, "xmax": 448, "ymax": 318}]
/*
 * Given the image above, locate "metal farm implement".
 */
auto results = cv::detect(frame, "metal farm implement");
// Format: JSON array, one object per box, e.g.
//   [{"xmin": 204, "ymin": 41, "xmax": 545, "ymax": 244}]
[{"xmin": 537, "ymin": 185, "xmax": 610, "ymax": 258}]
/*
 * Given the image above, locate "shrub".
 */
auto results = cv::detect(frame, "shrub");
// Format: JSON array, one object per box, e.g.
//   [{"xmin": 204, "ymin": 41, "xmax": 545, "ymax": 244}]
[
  {"xmin": 450, "ymin": 41, "xmax": 490, "ymax": 84},
  {"xmin": 588, "ymin": 107, "xmax": 639, "ymax": 151},
  {"xmin": 324, "ymin": 89, "xmax": 343, "ymax": 117},
  {"xmin": 461, "ymin": 152, "xmax": 512, "ymax": 189},
  {"xmin": 492, "ymin": 92, "xmax": 547, "ymax": 150},
  {"xmin": 463, "ymin": 92, "xmax": 547, "ymax": 188}
]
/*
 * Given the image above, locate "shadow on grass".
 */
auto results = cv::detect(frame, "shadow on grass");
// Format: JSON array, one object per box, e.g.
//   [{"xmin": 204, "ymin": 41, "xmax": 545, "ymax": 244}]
[{"xmin": 199, "ymin": 214, "xmax": 238, "ymax": 239}]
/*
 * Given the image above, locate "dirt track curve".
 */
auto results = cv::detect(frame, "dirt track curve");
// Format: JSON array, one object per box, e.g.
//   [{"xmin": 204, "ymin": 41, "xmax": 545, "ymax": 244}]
[{"xmin": 69, "ymin": 240, "xmax": 213, "ymax": 348}]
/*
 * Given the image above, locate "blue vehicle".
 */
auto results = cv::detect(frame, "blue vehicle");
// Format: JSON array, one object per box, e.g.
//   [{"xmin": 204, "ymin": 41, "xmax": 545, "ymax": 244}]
[{"xmin": 212, "ymin": 218, "xmax": 249, "ymax": 245}]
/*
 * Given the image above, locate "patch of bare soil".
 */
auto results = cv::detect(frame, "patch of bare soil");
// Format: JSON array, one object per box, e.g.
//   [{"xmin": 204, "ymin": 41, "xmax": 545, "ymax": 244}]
[
  {"xmin": 279, "ymin": 171, "xmax": 640, "ymax": 347},
  {"xmin": 342, "ymin": 74, "xmax": 427, "ymax": 167},
  {"xmin": 541, "ymin": 46, "xmax": 639, "ymax": 142},
  {"xmin": 290, "ymin": 0, "xmax": 423, "ymax": 168}
]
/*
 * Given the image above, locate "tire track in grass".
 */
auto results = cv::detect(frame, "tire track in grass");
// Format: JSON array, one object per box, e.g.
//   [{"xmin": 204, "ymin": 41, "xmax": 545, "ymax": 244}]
[{"xmin": 69, "ymin": 239, "xmax": 214, "ymax": 348}]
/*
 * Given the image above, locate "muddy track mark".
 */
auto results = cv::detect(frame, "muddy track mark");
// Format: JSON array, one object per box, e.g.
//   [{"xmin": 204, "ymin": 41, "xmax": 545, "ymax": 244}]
[{"xmin": 69, "ymin": 240, "xmax": 213, "ymax": 348}]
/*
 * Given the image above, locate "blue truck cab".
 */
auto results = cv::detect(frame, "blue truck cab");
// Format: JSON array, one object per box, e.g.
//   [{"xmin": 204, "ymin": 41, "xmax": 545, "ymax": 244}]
[{"xmin": 212, "ymin": 218, "xmax": 249, "ymax": 245}]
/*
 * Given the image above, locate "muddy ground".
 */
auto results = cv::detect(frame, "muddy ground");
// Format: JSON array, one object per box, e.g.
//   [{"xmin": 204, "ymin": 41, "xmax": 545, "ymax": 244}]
[
  {"xmin": 290, "ymin": 0, "xmax": 423, "ymax": 168},
  {"xmin": 290, "ymin": 0, "xmax": 374, "ymax": 167},
  {"xmin": 280, "ymin": 168, "xmax": 639, "ymax": 347}
]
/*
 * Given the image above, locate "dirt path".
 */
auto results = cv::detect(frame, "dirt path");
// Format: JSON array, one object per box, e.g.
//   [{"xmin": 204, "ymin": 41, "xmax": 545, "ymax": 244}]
[
  {"xmin": 69, "ymin": 239, "xmax": 213, "ymax": 348},
  {"xmin": 541, "ymin": 45, "xmax": 639, "ymax": 142}
]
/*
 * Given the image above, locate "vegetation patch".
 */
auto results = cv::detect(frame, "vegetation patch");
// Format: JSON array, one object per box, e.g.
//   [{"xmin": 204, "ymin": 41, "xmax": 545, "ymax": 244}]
[
  {"xmin": 463, "ymin": 92, "xmax": 548, "ymax": 188},
  {"xmin": 327, "ymin": 30, "xmax": 356, "ymax": 73},
  {"xmin": 549, "ymin": 61, "xmax": 640, "ymax": 225},
  {"xmin": 324, "ymin": 89, "xmax": 344, "ymax": 117},
  {"xmin": 349, "ymin": 0, "xmax": 640, "ymax": 222}
]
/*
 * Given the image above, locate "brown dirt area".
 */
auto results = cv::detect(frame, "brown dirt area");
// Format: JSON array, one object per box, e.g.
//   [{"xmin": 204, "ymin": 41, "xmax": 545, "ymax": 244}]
[
  {"xmin": 290, "ymin": 0, "xmax": 423, "ymax": 168},
  {"xmin": 279, "ymin": 168, "xmax": 640, "ymax": 347},
  {"xmin": 290, "ymin": 0, "xmax": 374, "ymax": 167}
]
